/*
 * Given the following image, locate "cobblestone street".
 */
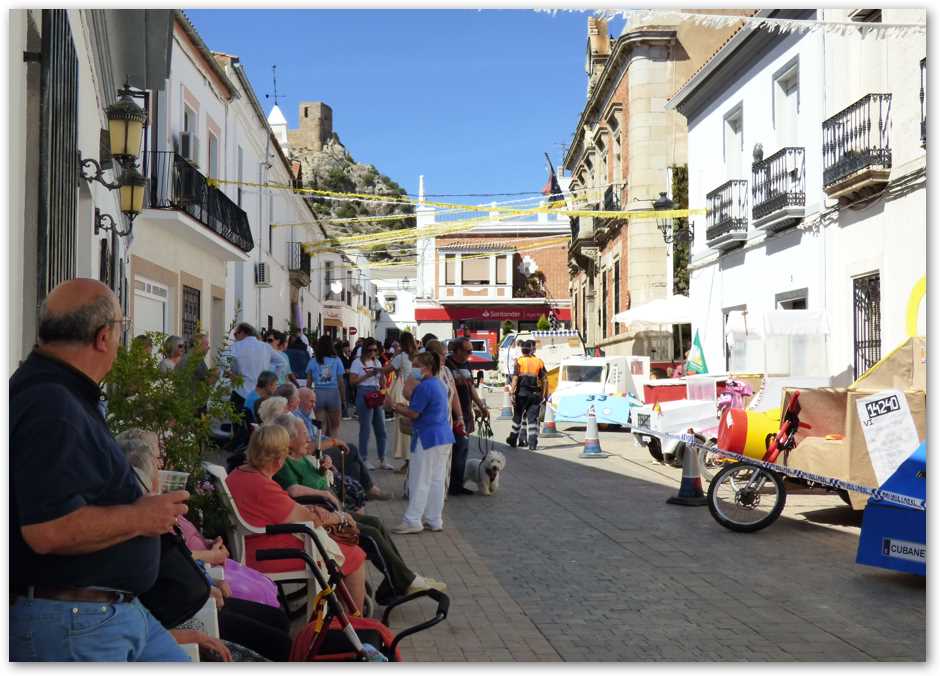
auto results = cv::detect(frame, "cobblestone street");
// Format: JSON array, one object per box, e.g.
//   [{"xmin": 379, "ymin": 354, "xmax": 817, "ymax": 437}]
[{"xmin": 346, "ymin": 390, "xmax": 926, "ymax": 662}]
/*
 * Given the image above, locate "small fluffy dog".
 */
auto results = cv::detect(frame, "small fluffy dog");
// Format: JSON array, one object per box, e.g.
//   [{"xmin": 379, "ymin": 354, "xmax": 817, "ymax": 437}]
[{"xmin": 464, "ymin": 450, "xmax": 507, "ymax": 496}]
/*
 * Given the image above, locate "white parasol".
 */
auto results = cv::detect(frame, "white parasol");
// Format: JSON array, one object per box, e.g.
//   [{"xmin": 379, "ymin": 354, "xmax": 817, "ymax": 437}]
[{"xmin": 613, "ymin": 294, "xmax": 694, "ymax": 328}]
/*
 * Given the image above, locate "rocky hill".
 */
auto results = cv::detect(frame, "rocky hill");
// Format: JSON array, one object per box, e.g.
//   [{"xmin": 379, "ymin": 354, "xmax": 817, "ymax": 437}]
[{"xmin": 292, "ymin": 134, "xmax": 415, "ymax": 262}]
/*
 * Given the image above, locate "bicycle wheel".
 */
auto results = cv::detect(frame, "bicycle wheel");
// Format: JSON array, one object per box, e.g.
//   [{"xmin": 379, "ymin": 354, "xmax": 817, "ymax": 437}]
[{"xmin": 707, "ymin": 462, "xmax": 786, "ymax": 532}]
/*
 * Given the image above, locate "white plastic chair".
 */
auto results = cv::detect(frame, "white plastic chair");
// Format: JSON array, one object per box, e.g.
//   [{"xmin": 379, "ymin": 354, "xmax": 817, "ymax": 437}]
[
  {"xmin": 203, "ymin": 462, "xmax": 334, "ymax": 621},
  {"xmin": 177, "ymin": 596, "xmax": 220, "ymax": 638},
  {"xmin": 176, "ymin": 596, "xmax": 220, "ymax": 662}
]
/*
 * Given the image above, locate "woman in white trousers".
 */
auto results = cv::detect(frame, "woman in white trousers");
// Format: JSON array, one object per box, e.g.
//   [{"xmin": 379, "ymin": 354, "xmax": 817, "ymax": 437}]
[{"xmin": 386, "ymin": 352, "xmax": 455, "ymax": 534}]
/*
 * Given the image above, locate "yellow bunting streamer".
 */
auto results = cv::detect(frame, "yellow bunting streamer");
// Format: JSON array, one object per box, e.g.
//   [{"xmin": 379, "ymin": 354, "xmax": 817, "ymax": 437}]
[{"xmin": 206, "ymin": 176, "xmax": 703, "ymax": 221}]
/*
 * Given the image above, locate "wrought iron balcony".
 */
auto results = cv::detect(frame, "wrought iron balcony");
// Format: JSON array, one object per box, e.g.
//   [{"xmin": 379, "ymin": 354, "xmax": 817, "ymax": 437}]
[
  {"xmin": 822, "ymin": 93, "xmax": 892, "ymax": 198},
  {"xmin": 288, "ymin": 242, "xmax": 311, "ymax": 288},
  {"xmin": 144, "ymin": 151, "xmax": 254, "ymax": 252},
  {"xmin": 751, "ymin": 147, "xmax": 805, "ymax": 231},
  {"xmin": 705, "ymin": 179, "xmax": 748, "ymax": 251}
]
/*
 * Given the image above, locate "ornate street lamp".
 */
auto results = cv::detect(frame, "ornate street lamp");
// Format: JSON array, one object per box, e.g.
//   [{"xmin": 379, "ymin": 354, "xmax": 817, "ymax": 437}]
[
  {"xmin": 653, "ymin": 192, "xmax": 693, "ymax": 244},
  {"xmin": 81, "ymin": 85, "xmax": 149, "ymax": 238},
  {"xmin": 106, "ymin": 90, "xmax": 148, "ymax": 163}
]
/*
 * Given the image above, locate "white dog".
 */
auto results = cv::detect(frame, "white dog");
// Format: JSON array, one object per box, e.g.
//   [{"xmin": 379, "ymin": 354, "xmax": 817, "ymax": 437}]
[{"xmin": 464, "ymin": 450, "xmax": 507, "ymax": 496}]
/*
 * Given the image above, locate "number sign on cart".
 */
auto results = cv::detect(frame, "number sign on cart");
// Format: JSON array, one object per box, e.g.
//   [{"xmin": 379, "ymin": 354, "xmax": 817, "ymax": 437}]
[{"xmin": 856, "ymin": 389, "xmax": 920, "ymax": 487}]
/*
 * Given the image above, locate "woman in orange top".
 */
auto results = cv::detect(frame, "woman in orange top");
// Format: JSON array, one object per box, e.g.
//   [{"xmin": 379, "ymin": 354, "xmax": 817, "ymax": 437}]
[{"xmin": 226, "ymin": 424, "xmax": 367, "ymax": 614}]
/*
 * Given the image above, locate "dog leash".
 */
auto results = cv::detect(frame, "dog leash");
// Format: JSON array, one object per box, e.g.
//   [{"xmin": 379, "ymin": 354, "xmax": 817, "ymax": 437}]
[{"xmin": 474, "ymin": 414, "xmax": 493, "ymax": 459}]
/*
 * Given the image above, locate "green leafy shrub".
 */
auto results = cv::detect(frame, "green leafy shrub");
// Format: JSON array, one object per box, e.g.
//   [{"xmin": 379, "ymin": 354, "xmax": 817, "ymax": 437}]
[{"xmin": 104, "ymin": 329, "xmax": 243, "ymax": 538}]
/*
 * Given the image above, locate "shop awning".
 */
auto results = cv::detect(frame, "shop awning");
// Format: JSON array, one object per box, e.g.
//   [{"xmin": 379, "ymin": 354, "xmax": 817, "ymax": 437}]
[{"xmin": 416, "ymin": 305, "xmax": 571, "ymax": 322}]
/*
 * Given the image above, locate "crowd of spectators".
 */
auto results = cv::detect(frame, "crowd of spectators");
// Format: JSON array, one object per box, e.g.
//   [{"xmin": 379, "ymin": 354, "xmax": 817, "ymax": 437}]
[{"xmin": 11, "ymin": 277, "xmax": 497, "ymax": 661}]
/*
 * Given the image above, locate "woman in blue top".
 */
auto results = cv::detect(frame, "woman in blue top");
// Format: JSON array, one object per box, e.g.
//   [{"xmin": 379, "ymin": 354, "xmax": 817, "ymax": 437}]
[
  {"xmin": 386, "ymin": 352, "xmax": 455, "ymax": 534},
  {"xmin": 306, "ymin": 334, "xmax": 346, "ymax": 437}
]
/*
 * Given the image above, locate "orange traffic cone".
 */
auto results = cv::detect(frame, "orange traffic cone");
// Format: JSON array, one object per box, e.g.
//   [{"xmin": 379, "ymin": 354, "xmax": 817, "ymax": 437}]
[
  {"xmin": 498, "ymin": 386, "xmax": 513, "ymax": 419},
  {"xmin": 579, "ymin": 405, "xmax": 610, "ymax": 459},
  {"xmin": 541, "ymin": 399, "xmax": 561, "ymax": 438},
  {"xmin": 666, "ymin": 444, "xmax": 708, "ymax": 506}
]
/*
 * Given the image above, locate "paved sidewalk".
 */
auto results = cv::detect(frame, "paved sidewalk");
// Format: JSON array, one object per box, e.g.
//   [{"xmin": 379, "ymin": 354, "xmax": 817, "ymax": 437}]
[{"xmin": 341, "ymin": 392, "xmax": 925, "ymax": 662}]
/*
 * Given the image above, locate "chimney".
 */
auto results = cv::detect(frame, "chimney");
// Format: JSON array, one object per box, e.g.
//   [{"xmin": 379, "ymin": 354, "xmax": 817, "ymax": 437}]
[{"xmin": 586, "ymin": 17, "xmax": 611, "ymax": 96}]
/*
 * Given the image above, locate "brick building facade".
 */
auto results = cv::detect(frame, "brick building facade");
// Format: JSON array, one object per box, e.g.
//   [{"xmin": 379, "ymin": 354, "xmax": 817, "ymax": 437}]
[
  {"xmin": 564, "ymin": 14, "xmax": 745, "ymax": 360},
  {"xmin": 413, "ymin": 193, "xmax": 572, "ymax": 342}
]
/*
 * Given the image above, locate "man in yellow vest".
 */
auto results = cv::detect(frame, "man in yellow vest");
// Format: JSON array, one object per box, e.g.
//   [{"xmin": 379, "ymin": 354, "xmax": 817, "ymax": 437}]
[{"xmin": 506, "ymin": 340, "xmax": 547, "ymax": 450}]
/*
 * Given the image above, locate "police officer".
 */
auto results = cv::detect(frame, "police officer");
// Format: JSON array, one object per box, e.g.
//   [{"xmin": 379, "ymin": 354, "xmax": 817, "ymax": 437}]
[{"xmin": 506, "ymin": 340, "xmax": 547, "ymax": 451}]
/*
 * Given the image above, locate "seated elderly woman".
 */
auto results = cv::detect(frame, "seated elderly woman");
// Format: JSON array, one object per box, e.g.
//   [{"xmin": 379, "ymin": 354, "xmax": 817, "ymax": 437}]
[
  {"xmin": 257, "ymin": 395, "xmax": 289, "ymax": 425},
  {"xmin": 270, "ymin": 413, "xmax": 446, "ymax": 603},
  {"xmin": 116, "ymin": 429, "xmax": 291, "ymax": 662},
  {"xmin": 226, "ymin": 424, "xmax": 368, "ymax": 615}
]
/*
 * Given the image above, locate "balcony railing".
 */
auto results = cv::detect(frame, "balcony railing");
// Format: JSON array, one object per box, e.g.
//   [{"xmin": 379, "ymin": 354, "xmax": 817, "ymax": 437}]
[
  {"xmin": 705, "ymin": 179, "xmax": 749, "ymax": 248},
  {"xmin": 145, "ymin": 151, "xmax": 254, "ymax": 252},
  {"xmin": 751, "ymin": 147, "xmax": 805, "ymax": 226},
  {"xmin": 822, "ymin": 93, "xmax": 892, "ymax": 189},
  {"xmin": 921, "ymin": 58, "xmax": 926, "ymax": 148},
  {"xmin": 288, "ymin": 242, "xmax": 311, "ymax": 287}
]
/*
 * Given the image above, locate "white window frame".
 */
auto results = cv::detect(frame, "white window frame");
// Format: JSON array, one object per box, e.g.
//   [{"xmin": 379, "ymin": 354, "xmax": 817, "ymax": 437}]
[
  {"xmin": 207, "ymin": 130, "xmax": 219, "ymax": 180},
  {"xmin": 723, "ymin": 104, "xmax": 744, "ymax": 180},
  {"xmin": 772, "ymin": 57, "xmax": 800, "ymax": 148},
  {"xmin": 776, "ymin": 288, "xmax": 809, "ymax": 310}
]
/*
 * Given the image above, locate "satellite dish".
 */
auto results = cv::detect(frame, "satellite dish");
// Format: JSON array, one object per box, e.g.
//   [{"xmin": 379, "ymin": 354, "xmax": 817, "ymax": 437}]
[{"xmin": 330, "ymin": 281, "xmax": 343, "ymax": 294}]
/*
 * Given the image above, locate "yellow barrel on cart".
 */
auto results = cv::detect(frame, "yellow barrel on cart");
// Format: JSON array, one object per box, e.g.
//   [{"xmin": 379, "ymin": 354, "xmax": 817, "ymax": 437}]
[{"xmin": 717, "ymin": 408, "xmax": 781, "ymax": 460}]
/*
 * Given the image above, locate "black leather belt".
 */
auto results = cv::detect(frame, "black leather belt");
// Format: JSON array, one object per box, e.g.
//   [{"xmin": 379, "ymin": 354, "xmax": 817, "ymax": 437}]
[{"xmin": 20, "ymin": 586, "xmax": 136, "ymax": 604}]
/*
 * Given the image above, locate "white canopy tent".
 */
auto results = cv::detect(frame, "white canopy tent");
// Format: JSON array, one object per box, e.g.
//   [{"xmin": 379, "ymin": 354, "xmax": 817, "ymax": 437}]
[
  {"xmin": 613, "ymin": 294, "xmax": 694, "ymax": 328},
  {"xmin": 613, "ymin": 295, "xmax": 693, "ymax": 362}
]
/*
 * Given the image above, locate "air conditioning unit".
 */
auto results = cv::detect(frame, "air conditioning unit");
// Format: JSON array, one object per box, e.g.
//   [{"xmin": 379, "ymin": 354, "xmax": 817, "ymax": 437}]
[
  {"xmin": 178, "ymin": 132, "xmax": 200, "ymax": 165},
  {"xmin": 255, "ymin": 262, "xmax": 272, "ymax": 288}
]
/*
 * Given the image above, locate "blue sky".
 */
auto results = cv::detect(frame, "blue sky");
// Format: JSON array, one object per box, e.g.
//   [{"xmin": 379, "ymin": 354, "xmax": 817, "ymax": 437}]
[{"xmin": 185, "ymin": 9, "xmax": 624, "ymax": 202}]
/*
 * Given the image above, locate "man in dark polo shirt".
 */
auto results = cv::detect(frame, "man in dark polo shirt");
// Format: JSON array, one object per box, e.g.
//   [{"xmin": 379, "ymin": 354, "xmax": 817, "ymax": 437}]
[
  {"xmin": 10, "ymin": 278, "xmax": 192, "ymax": 661},
  {"xmin": 445, "ymin": 337, "xmax": 490, "ymax": 496}
]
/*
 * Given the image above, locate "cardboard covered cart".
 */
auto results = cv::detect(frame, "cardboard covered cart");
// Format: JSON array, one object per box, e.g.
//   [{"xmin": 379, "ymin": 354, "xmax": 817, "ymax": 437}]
[{"xmin": 780, "ymin": 336, "xmax": 926, "ymax": 510}]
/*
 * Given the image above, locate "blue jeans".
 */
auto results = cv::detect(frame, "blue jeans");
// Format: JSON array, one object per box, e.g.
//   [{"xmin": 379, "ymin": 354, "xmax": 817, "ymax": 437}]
[
  {"xmin": 10, "ymin": 597, "xmax": 191, "ymax": 662},
  {"xmin": 355, "ymin": 386, "xmax": 387, "ymax": 463}
]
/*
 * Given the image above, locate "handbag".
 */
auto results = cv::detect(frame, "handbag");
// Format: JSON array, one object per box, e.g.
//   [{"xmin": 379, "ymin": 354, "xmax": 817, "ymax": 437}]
[
  {"xmin": 388, "ymin": 375, "xmax": 412, "ymax": 435},
  {"xmin": 139, "ymin": 527, "xmax": 213, "ymax": 629},
  {"xmin": 364, "ymin": 390, "xmax": 385, "ymax": 409},
  {"xmin": 325, "ymin": 520, "xmax": 359, "ymax": 546}
]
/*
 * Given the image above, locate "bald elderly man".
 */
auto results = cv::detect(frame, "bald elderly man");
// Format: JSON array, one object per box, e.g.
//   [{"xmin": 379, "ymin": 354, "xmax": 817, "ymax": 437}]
[
  {"xmin": 10, "ymin": 278, "xmax": 192, "ymax": 662},
  {"xmin": 293, "ymin": 387, "xmax": 389, "ymax": 501}
]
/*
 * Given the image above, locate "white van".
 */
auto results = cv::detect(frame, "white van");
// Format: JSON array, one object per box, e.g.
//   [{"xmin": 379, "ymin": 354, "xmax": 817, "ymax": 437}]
[
  {"xmin": 492, "ymin": 330, "xmax": 585, "ymax": 385},
  {"xmin": 551, "ymin": 355, "xmax": 650, "ymax": 425}
]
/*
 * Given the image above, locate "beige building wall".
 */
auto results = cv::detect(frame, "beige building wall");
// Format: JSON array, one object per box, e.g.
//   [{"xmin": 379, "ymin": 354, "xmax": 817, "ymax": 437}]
[{"xmin": 130, "ymin": 221, "xmax": 228, "ymax": 346}]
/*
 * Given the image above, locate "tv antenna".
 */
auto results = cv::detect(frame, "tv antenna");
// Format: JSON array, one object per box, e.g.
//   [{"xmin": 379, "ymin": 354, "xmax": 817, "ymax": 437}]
[{"xmin": 265, "ymin": 65, "xmax": 285, "ymax": 107}]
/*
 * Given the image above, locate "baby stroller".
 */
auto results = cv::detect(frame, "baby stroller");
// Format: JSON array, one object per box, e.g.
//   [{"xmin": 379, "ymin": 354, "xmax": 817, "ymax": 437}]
[{"xmin": 257, "ymin": 523, "xmax": 449, "ymax": 662}]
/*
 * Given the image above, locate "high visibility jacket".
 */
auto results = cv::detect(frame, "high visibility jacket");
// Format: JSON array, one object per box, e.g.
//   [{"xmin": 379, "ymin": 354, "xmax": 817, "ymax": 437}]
[{"xmin": 514, "ymin": 355, "xmax": 546, "ymax": 395}]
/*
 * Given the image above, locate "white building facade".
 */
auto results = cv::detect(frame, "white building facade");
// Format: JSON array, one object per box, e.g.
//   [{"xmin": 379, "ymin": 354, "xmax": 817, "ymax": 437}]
[
  {"xmin": 127, "ymin": 13, "xmax": 328, "ymax": 360},
  {"xmin": 130, "ymin": 14, "xmax": 249, "ymax": 359},
  {"xmin": 9, "ymin": 9, "xmax": 174, "ymax": 365},
  {"xmin": 373, "ymin": 266, "xmax": 419, "ymax": 342},
  {"xmin": 669, "ymin": 9, "xmax": 926, "ymax": 385}
]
